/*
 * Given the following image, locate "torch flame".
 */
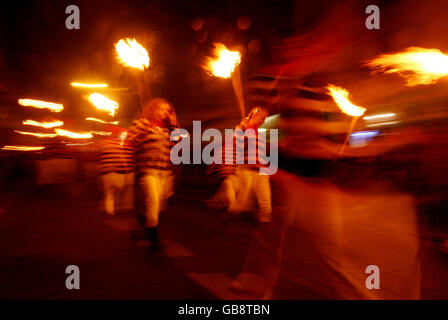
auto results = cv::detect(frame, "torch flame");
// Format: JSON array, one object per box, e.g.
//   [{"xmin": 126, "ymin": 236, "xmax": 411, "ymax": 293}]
[
  {"xmin": 2, "ymin": 145, "xmax": 45, "ymax": 151},
  {"xmin": 88, "ymin": 93, "xmax": 119, "ymax": 117},
  {"xmin": 15, "ymin": 130, "xmax": 58, "ymax": 138},
  {"xmin": 366, "ymin": 47, "xmax": 448, "ymax": 86},
  {"xmin": 23, "ymin": 120, "xmax": 64, "ymax": 128},
  {"xmin": 55, "ymin": 129, "xmax": 93, "ymax": 139},
  {"xmin": 204, "ymin": 43, "xmax": 241, "ymax": 78},
  {"xmin": 327, "ymin": 84, "xmax": 366, "ymax": 117},
  {"xmin": 115, "ymin": 38, "xmax": 150, "ymax": 70},
  {"xmin": 18, "ymin": 99, "xmax": 63, "ymax": 112}
]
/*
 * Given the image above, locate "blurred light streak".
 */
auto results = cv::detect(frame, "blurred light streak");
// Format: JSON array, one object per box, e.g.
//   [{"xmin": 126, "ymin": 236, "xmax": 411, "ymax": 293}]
[
  {"xmin": 15, "ymin": 130, "xmax": 58, "ymax": 138},
  {"xmin": 2, "ymin": 145, "xmax": 45, "ymax": 151},
  {"xmin": 18, "ymin": 99, "xmax": 63, "ymax": 112},
  {"xmin": 55, "ymin": 129, "xmax": 93, "ymax": 139},
  {"xmin": 71, "ymin": 82, "xmax": 109, "ymax": 88},
  {"xmin": 23, "ymin": 119, "xmax": 64, "ymax": 128},
  {"xmin": 366, "ymin": 121, "xmax": 399, "ymax": 127},
  {"xmin": 86, "ymin": 117, "xmax": 119, "ymax": 125},
  {"xmin": 363, "ymin": 113, "xmax": 396, "ymax": 122}
]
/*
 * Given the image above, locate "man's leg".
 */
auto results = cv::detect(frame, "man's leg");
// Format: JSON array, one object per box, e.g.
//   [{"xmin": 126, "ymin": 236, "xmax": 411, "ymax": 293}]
[
  {"xmin": 140, "ymin": 174, "xmax": 160, "ymax": 228},
  {"xmin": 101, "ymin": 173, "xmax": 116, "ymax": 215},
  {"xmin": 120, "ymin": 172, "xmax": 135, "ymax": 211},
  {"xmin": 253, "ymin": 174, "xmax": 272, "ymax": 223},
  {"xmin": 228, "ymin": 167, "xmax": 253, "ymax": 215}
]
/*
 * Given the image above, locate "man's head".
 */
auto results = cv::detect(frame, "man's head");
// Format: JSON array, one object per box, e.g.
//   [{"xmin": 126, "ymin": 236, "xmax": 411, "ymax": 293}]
[{"xmin": 141, "ymin": 98, "xmax": 177, "ymax": 127}]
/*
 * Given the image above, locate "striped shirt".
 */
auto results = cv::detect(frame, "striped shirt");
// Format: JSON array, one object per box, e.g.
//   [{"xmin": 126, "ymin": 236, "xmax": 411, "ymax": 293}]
[
  {"xmin": 98, "ymin": 137, "xmax": 136, "ymax": 174},
  {"xmin": 210, "ymin": 123, "xmax": 268, "ymax": 179},
  {"xmin": 127, "ymin": 119, "xmax": 175, "ymax": 172}
]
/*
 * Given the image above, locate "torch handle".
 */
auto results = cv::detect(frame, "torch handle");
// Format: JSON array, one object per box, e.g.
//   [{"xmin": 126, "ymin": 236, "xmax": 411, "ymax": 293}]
[
  {"xmin": 231, "ymin": 66, "xmax": 246, "ymax": 120},
  {"xmin": 135, "ymin": 70, "xmax": 151, "ymax": 112},
  {"xmin": 339, "ymin": 116, "xmax": 359, "ymax": 156}
]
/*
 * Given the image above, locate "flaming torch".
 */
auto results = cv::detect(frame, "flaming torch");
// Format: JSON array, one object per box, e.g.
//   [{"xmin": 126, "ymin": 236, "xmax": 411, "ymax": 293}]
[
  {"xmin": 115, "ymin": 38, "xmax": 150, "ymax": 110},
  {"xmin": 366, "ymin": 47, "xmax": 448, "ymax": 86},
  {"xmin": 204, "ymin": 43, "xmax": 245, "ymax": 119},
  {"xmin": 88, "ymin": 93, "xmax": 119, "ymax": 117},
  {"xmin": 327, "ymin": 84, "xmax": 366, "ymax": 155}
]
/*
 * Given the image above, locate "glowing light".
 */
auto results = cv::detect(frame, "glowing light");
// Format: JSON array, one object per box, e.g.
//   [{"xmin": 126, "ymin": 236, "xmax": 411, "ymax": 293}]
[
  {"xmin": 18, "ymin": 99, "xmax": 63, "ymax": 112},
  {"xmin": 71, "ymin": 82, "xmax": 109, "ymax": 88},
  {"xmin": 15, "ymin": 130, "xmax": 58, "ymax": 138},
  {"xmin": 91, "ymin": 131, "xmax": 112, "ymax": 136},
  {"xmin": 327, "ymin": 84, "xmax": 366, "ymax": 117},
  {"xmin": 366, "ymin": 121, "xmax": 399, "ymax": 127},
  {"xmin": 88, "ymin": 93, "xmax": 119, "ymax": 117},
  {"xmin": 115, "ymin": 38, "xmax": 150, "ymax": 70},
  {"xmin": 2, "ymin": 145, "xmax": 45, "ymax": 151},
  {"xmin": 86, "ymin": 117, "xmax": 119, "ymax": 125},
  {"xmin": 55, "ymin": 129, "xmax": 93, "ymax": 139},
  {"xmin": 22, "ymin": 119, "xmax": 64, "ymax": 128},
  {"xmin": 366, "ymin": 47, "xmax": 448, "ymax": 86},
  {"xmin": 204, "ymin": 43, "xmax": 241, "ymax": 78},
  {"xmin": 363, "ymin": 113, "xmax": 396, "ymax": 121}
]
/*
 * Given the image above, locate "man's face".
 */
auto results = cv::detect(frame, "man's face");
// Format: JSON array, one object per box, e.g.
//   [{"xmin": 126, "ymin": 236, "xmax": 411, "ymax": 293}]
[{"xmin": 154, "ymin": 103, "xmax": 171, "ymax": 124}]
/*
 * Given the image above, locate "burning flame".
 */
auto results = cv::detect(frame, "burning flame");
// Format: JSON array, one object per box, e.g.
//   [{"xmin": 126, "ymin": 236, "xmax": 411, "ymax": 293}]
[
  {"xmin": 115, "ymin": 38, "xmax": 150, "ymax": 70},
  {"xmin": 204, "ymin": 43, "xmax": 241, "ymax": 78},
  {"xmin": 2, "ymin": 145, "xmax": 45, "ymax": 151},
  {"xmin": 327, "ymin": 84, "xmax": 366, "ymax": 117},
  {"xmin": 23, "ymin": 120, "xmax": 64, "ymax": 128},
  {"xmin": 88, "ymin": 93, "xmax": 119, "ymax": 117},
  {"xmin": 366, "ymin": 47, "xmax": 448, "ymax": 86},
  {"xmin": 55, "ymin": 129, "xmax": 93, "ymax": 139},
  {"xmin": 86, "ymin": 117, "xmax": 119, "ymax": 125},
  {"xmin": 18, "ymin": 99, "xmax": 63, "ymax": 112},
  {"xmin": 71, "ymin": 82, "xmax": 109, "ymax": 88},
  {"xmin": 15, "ymin": 130, "xmax": 58, "ymax": 138}
]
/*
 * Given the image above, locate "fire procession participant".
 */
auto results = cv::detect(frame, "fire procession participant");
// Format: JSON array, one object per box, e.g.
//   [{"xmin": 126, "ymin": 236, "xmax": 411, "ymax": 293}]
[
  {"xmin": 208, "ymin": 106, "xmax": 272, "ymax": 223},
  {"xmin": 127, "ymin": 98, "xmax": 178, "ymax": 250},
  {"xmin": 97, "ymin": 126, "xmax": 136, "ymax": 215}
]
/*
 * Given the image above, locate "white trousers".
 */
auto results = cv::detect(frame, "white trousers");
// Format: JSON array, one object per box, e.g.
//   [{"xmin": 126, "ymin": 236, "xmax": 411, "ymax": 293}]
[
  {"xmin": 229, "ymin": 167, "xmax": 272, "ymax": 222},
  {"xmin": 140, "ymin": 169, "xmax": 174, "ymax": 228},
  {"xmin": 101, "ymin": 172, "xmax": 135, "ymax": 215}
]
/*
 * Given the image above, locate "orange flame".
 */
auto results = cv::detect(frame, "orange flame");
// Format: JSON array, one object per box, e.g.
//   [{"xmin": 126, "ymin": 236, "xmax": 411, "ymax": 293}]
[
  {"xmin": 366, "ymin": 47, "xmax": 448, "ymax": 86},
  {"xmin": 115, "ymin": 38, "xmax": 150, "ymax": 70},
  {"xmin": 2, "ymin": 145, "xmax": 45, "ymax": 151},
  {"xmin": 23, "ymin": 119, "xmax": 64, "ymax": 128},
  {"xmin": 88, "ymin": 93, "xmax": 119, "ymax": 117},
  {"xmin": 85, "ymin": 117, "xmax": 119, "ymax": 125},
  {"xmin": 15, "ymin": 130, "xmax": 58, "ymax": 138},
  {"xmin": 327, "ymin": 84, "xmax": 366, "ymax": 117},
  {"xmin": 18, "ymin": 99, "xmax": 63, "ymax": 112},
  {"xmin": 204, "ymin": 43, "xmax": 241, "ymax": 78},
  {"xmin": 55, "ymin": 129, "xmax": 93, "ymax": 139}
]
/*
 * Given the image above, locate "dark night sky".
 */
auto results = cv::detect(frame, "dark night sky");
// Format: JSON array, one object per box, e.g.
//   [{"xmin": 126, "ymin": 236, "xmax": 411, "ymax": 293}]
[
  {"xmin": 0, "ymin": 0, "xmax": 297, "ymax": 124},
  {"xmin": 1, "ymin": 0, "xmax": 447, "ymax": 130}
]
